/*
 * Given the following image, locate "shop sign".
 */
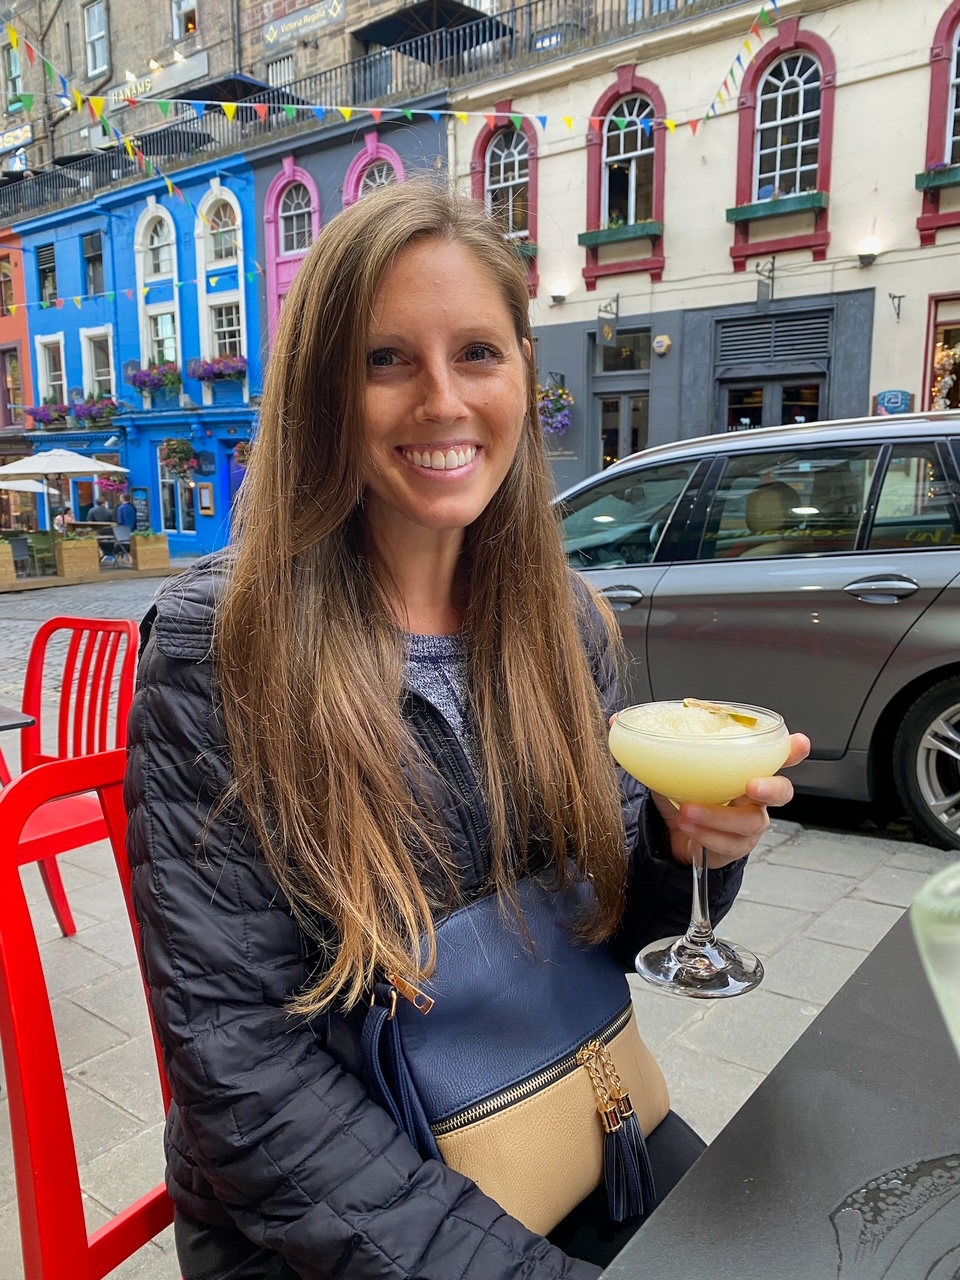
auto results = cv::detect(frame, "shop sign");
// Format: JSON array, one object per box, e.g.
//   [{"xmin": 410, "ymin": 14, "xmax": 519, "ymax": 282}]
[
  {"xmin": 107, "ymin": 51, "xmax": 210, "ymax": 110},
  {"xmin": 263, "ymin": 0, "xmax": 344, "ymax": 48},
  {"xmin": 195, "ymin": 450, "xmax": 216, "ymax": 476},
  {"xmin": 0, "ymin": 121, "xmax": 32, "ymax": 156},
  {"xmin": 131, "ymin": 486, "xmax": 151, "ymax": 529},
  {"xmin": 873, "ymin": 390, "xmax": 914, "ymax": 415}
]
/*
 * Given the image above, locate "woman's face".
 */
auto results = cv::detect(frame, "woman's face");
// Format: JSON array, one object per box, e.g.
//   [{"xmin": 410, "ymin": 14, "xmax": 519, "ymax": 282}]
[{"xmin": 361, "ymin": 237, "xmax": 530, "ymax": 545}]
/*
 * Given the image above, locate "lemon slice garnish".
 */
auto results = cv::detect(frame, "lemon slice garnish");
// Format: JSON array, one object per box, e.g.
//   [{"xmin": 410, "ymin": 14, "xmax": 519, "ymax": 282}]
[{"xmin": 683, "ymin": 697, "xmax": 759, "ymax": 728}]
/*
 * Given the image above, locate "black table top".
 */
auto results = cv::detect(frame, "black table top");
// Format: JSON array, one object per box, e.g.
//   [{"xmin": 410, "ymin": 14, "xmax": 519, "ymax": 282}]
[
  {"xmin": 0, "ymin": 704, "xmax": 33, "ymax": 732},
  {"xmin": 604, "ymin": 912, "xmax": 960, "ymax": 1280}
]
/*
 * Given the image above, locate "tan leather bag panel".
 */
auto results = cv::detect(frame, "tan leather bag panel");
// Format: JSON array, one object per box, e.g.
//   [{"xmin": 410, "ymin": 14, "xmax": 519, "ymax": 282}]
[{"xmin": 435, "ymin": 1015, "xmax": 669, "ymax": 1235}]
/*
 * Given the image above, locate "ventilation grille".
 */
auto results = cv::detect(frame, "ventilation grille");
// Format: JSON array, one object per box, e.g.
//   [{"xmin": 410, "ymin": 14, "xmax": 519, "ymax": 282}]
[
  {"xmin": 36, "ymin": 244, "xmax": 56, "ymax": 271},
  {"xmin": 717, "ymin": 313, "xmax": 831, "ymax": 363}
]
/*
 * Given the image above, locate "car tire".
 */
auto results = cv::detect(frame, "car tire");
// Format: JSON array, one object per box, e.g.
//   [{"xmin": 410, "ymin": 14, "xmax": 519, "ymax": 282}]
[{"xmin": 893, "ymin": 677, "xmax": 960, "ymax": 851}]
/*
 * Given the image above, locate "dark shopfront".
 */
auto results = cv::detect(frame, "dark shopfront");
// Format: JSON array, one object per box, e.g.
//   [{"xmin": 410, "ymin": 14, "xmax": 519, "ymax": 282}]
[{"xmin": 537, "ymin": 289, "xmax": 874, "ymax": 492}]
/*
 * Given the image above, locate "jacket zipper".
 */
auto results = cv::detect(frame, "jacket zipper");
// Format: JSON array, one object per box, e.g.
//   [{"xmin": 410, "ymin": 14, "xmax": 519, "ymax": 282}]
[{"xmin": 430, "ymin": 1002, "xmax": 633, "ymax": 1137}]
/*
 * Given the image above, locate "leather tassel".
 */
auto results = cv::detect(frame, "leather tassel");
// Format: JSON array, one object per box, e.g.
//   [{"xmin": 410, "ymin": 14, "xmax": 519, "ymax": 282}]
[
  {"xmin": 616, "ymin": 1100, "xmax": 657, "ymax": 1216},
  {"xmin": 602, "ymin": 1104, "xmax": 645, "ymax": 1222}
]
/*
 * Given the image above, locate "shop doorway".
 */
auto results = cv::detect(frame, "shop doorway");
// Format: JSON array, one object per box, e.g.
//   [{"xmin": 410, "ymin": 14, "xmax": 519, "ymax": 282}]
[
  {"xmin": 597, "ymin": 392, "xmax": 650, "ymax": 468},
  {"xmin": 722, "ymin": 379, "xmax": 824, "ymax": 431}
]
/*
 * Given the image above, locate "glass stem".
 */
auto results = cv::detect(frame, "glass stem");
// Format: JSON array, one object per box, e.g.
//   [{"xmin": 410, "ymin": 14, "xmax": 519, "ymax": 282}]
[{"xmin": 684, "ymin": 847, "xmax": 717, "ymax": 949}]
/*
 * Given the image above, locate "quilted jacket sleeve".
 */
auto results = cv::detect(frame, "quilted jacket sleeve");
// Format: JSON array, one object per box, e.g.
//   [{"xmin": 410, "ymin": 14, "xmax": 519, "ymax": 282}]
[
  {"xmin": 576, "ymin": 583, "xmax": 747, "ymax": 964},
  {"xmin": 125, "ymin": 586, "xmax": 602, "ymax": 1280}
]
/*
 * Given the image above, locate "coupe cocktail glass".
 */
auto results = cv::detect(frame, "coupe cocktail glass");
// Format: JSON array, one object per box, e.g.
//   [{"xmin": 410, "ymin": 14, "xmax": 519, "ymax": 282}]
[{"xmin": 609, "ymin": 700, "xmax": 791, "ymax": 998}]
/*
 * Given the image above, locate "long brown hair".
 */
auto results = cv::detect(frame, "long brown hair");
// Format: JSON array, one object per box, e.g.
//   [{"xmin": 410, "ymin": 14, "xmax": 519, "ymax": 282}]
[{"xmin": 218, "ymin": 179, "xmax": 627, "ymax": 1014}]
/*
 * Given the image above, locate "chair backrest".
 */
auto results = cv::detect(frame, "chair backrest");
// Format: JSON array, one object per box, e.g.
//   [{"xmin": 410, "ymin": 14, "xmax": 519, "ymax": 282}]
[
  {"xmin": 112, "ymin": 523, "xmax": 132, "ymax": 548},
  {"xmin": 0, "ymin": 752, "xmax": 174, "ymax": 1280},
  {"xmin": 9, "ymin": 535, "xmax": 30, "ymax": 561},
  {"xmin": 20, "ymin": 617, "xmax": 139, "ymax": 773}
]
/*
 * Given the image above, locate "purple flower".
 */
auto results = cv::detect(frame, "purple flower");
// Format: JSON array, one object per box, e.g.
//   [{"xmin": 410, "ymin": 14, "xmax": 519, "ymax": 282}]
[{"xmin": 186, "ymin": 354, "xmax": 248, "ymax": 382}]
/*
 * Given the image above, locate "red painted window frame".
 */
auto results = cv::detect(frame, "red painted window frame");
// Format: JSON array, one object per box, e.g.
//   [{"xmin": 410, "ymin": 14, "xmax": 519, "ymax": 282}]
[
  {"xmin": 729, "ymin": 17, "xmax": 836, "ymax": 271},
  {"xmin": 582, "ymin": 65, "xmax": 666, "ymax": 291},
  {"xmin": 917, "ymin": 0, "xmax": 960, "ymax": 245},
  {"xmin": 471, "ymin": 99, "xmax": 539, "ymax": 298}
]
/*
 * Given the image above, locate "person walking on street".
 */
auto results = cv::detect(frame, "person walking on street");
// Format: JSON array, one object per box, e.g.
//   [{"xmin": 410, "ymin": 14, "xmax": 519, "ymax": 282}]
[{"xmin": 116, "ymin": 495, "xmax": 137, "ymax": 531}]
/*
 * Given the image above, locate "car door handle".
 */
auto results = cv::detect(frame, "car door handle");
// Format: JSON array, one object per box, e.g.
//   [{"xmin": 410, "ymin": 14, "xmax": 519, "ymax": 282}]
[
  {"xmin": 600, "ymin": 585, "xmax": 645, "ymax": 611},
  {"xmin": 843, "ymin": 575, "xmax": 920, "ymax": 603}
]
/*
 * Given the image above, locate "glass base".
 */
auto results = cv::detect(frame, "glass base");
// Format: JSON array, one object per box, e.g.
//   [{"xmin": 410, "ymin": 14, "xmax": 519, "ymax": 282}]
[{"xmin": 635, "ymin": 934, "xmax": 764, "ymax": 999}]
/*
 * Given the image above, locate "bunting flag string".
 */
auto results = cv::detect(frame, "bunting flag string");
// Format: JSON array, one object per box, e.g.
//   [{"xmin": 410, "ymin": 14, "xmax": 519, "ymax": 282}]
[{"xmin": 701, "ymin": 0, "xmax": 779, "ymax": 124}]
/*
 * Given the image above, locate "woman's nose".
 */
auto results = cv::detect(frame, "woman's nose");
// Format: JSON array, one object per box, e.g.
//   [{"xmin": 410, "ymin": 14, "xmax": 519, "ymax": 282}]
[{"xmin": 416, "ymin": 362, "xmax": 467, "ymax": 422}]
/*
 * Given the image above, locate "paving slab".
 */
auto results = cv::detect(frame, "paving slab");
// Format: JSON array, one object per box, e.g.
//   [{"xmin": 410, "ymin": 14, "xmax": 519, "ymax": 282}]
[
  {"xmin": 677, "ymin": 989, "xmax": 821, "ymax": 1075},
  {"xmin": 654, "ymin": 1042, "xmax": 766, "ymax": 1145},
  {"xmin": 760, "ymin": 935, "xmax": 870, "ymax": 1005},
  {"xmin": 802, "ymin": 897, "xmax": 904, "ymax": 952},
  {"xmin": 73, "ymin": 918, "xmax": 142, "ymax": 969},
  {"xmin": 65, "ymin": 1076, "xmax": 143, "ymax": 1164},
  {"xmin": 737, "ymin": 861, "xmax": 859, "ymax": 913},
  {"xmin": 853, "ymin": 864, "xmax": 938, "ymax": 908},
  {"xmin": 81, "ymin": 1123, "xmax": 167, "ymax": 1215},
  {"xmin": 69, "ymin": 1033, "xmax": 167, "ymax": 1126},
  {"xmin": 51, "ymin": 995, "xmax": 129, "ymax": 1070},
  {"xmin": 714, "ymin": 898, "xmax": 812, "ymax": 959},
  {"xmin": 627, "ymin": 976, "xmax": 704, "ymax": 1051},
  {"xmin": 764, "ymin": 835, "xmax": 889, "ymax": 880},
  {"xmin": 39, "ymin": 934, "xmax": 118, "ymax": 998},
  {"xmin": 68, "ymin": 965, "xmax": 154, "ymax": 1037}
]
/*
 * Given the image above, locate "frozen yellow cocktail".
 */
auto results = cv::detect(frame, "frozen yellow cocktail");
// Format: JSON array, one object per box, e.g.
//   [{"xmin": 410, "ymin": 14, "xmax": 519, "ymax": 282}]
[{"xmin": 608, "ymin": 700, "xmax": 790, "ymax": 805}]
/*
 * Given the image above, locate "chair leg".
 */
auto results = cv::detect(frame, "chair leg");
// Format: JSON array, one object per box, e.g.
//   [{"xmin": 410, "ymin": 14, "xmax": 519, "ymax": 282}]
[{"xmin": 38, "ymin": 857, "xmax": 77, "ymax": 936}]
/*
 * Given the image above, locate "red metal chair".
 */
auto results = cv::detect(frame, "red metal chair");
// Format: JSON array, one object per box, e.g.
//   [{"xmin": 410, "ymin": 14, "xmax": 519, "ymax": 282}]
[
  {"xmin": 0, "ymin": 751, "xmax": 175, "ymax": 1279},
  {"xmin": 0, "ymin": 616, "xmax": 139, "ymax": 937}
]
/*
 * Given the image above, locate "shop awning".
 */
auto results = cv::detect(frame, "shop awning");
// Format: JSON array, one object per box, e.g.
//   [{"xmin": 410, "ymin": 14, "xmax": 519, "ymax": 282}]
[{"xmin": 352, "ymin": 0, "xmax": 510, "ymax": 50}]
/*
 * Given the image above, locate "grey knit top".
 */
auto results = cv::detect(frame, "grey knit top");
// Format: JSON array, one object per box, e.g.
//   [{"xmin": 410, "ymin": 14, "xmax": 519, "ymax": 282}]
[{"xmin": 404, "ymin": 632, "xmax": 480, "ymax": 776}]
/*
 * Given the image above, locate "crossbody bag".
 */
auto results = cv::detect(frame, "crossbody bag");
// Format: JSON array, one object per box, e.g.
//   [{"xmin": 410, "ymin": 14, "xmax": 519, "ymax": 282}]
[{"xmin": 361, "ymin": 873, "xmax": 670, "ymax": 1236}]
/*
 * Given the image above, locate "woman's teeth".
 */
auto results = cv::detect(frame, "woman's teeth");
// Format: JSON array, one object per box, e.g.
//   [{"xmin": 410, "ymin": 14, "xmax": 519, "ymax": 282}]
[{"xmin": 403, "ymin": 446, "xmax": 477, "ymax": 471}]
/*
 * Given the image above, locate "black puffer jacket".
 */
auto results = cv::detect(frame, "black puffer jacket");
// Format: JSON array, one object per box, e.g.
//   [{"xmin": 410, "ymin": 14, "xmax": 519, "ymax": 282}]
[{"xmin": 125, "ymin": 556, "xmax": 745, "ymax": 1280}]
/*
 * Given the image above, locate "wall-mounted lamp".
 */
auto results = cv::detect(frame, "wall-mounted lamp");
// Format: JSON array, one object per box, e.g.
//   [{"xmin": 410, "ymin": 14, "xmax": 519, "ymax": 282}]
[
  {"xmin": 550, "ymin": 278, "xmax": 570, "ymax": 306},
  {"xmin": 124, "ymin": 69, "xmax": 137, "ymax": 83},
  {"xmin": 857, "ymin": 235, "xmax": 882, "ymax": 268},
  {"xmin": 149, "ymin": 59, "xmax": 162, "ymax": 71},
  {"xmin": 173, "ymin": 50, "xmax": 186, "ymax": 63}
]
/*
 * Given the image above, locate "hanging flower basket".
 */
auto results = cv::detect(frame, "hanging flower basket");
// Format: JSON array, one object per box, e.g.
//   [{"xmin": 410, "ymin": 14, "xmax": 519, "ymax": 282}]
[
  {"xmin": 25, "ymin": 402, "xmax": 70, "ymax": 426},
  {"xmin": 129, "ymin": 363, "xmax": 183, "ymax": 394},
  {"xmin": 96, "ymin": 475, "xmax": 128, "ymax": 498},
  {"xmin": 187, "ymin": 354, "xmax": 248, "ymax": 383},
  {"xmin": 932, "ymin": 342, "xmax": 960, "ymax": 410},
  {"xmin": 73, "ymin": 396, "xmax": 119, "ymax": 423},
  {"xmin": 537, "ymin": 383, "xmax": 575, "ymax": 435},
  {"xmin": 233, "ymin": 439, "xmax": 252, "ymax": 467},
  {"xmin": 159, "ymin": 437, "xmax": 198, "ymax": 479}
]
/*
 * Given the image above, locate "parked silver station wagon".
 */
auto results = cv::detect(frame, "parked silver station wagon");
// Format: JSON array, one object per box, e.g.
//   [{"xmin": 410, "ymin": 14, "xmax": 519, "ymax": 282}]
[{"xmin": 557, "ymin": 414, "xmax": 960, "ymax": 850}]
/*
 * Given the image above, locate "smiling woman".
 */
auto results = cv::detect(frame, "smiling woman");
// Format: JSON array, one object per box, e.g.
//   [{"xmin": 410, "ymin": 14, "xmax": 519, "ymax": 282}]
[{"xmin": 124, "ymin": 179, "xmax": 799, "ymax": 1280}]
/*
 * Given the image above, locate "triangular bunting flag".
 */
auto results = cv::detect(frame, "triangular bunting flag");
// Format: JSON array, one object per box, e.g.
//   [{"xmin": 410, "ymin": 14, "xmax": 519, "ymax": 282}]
[
  {"xmin": 402, "ymin": 109, "xmax": 413, "ymax": 121},
  {"xmin": 55, "ymin": 298, "xmax": 64, "ymax": 309},
  {"xmin": 589, "ymin": 116, "xmax": 602, "ymax": 131},
  {"xmin": 616, "ymin": 117, "xmax": 628, "ymax": 131},
  {"xmin": 253, "ymin": 103, "xmax": 268, "ymax": 122},
  {"xmin": 312, "ymin": 107, "xmax": 326, "ymax": 122},
  {"xmin": 246, "ymin": 271, "xmax": 256, "ymax": 281},
  {"xmin": 745, "ymin": 39, "xmax": 753, "ymax": 54},
  {"xmin": 20, "ymin": 92, "xmax": 33, "ymax": 113},
  {"xmin": 510, "ymin": 113, "xmax": 523, "ymax": 130},
  {"xmin": 59, "ymin": 74, "xmax": 68, "ymax": 95},
  {"xmin": 690, "ymin": 119, "xmax": 701, "ymax": 136},
  {"xmin": 665, "ymin": 118, "xmax": 676, "ymax": 132},
  {"xmin": 537, "ymin": 115, "xmax": 547, "ymax": 128},
  {"xmin": 6, "ymin": 25, "xmax": 17, "ymax": 51},
  {"xmin": 210, "ymin": 276, "xmax": 219, "ymax": 286},
  {"xmin": 43, "ymin": 58, "xmax": 55, "ymax": 83},
  {"xmin": 73, "ymin": 89, "xmax": 84, "ymax": 112},
  {"xmin": 124, "ymin": 137, "xmax": 135, "ymax": 158},
  {"xmin": 194, "ymin": 103, "xmax": 206, "ymax": 120},
  {"xmin": 125, "ymin": 96, "xmax": 139, "ymax": 109},
  {"xmin": 40, "ymin": 301, "xmax": 49, "ymax": 310},
  {"xmin": 175, "ymin": 280, "xmax": 184, "ymax": 288},
  {"xmin": 771, "ymin": 0, "xmax": 780, "ymax": 10},
  {"xmin": 73, "ymin": 296, "xmax": 82, "ymax": 308},
  {"xmin": 736, "ymin": 52, "xmax": 744, "ymax": 68},
  {"xmin": 430, "ymin": 110, "xmax": 441, "ymax": 122},
  {"xmin": 455, "ymin": 112, "xmax": 469, "ymax": 124},
  {"xmin": 484, "ymin": 114, "xmax": 497, "ymax": 128},
  {"xmin": 222, "ymin": 102, "xmax": 237, "ymax": 122},
  {"xmin": 338, "ymin": 107, "xmax": 352, "ymax": 121},
  {"xmin": 125, "ymin": 289, "xmax": 134, "ymax": 300},
  {"xmin": 107, "ymin": 292, "xmax": 115, "ymax": 302},
  {"xmin": 8, "ymin": 304, "xmax": 15, "ymax": 315},
  {"xmin": 760, "ymin": 4, "xmax": 774, "ymax": 23},
  {"xmin": 370, "ymin": 108, "xmax": 383, "ymax": 123},
  {"xmin": 142, "ymin": 287, "xmax": 150, "ymax": 298},
  {"xmin": 751, "ymin": 21, "xmax": 762, "ymax": 38},
  {"xmin": 284, "ymin": 105, "xmax": 297, "ymax": 119},
  {"xmin": 174, "ymin": 185, "xmax": 184, "ymax": 201},
  {"xmin": 641, "ymin": 118, "xmax": 652, "ymax": 136},
  {"xmin": 89, "ymin": 97, "xmax": 106, "ymax": 121},
  {"xmin": 563, "ymin": 115, "xmax": 575, "ymax": 129},
  {"xmin": 24, "ymin": 41, "xmax": 35, "ymax": 66},
  {"xmin": 158, "ymin": 100, "xmax": 171, "ymax": 117},
  {"xmin": 165, "ymin": 176, "xmax": 174, "ymax": 196},
  {"xmin": 145, "ymin": 159, "xmax": 155, "ymax": 177}
]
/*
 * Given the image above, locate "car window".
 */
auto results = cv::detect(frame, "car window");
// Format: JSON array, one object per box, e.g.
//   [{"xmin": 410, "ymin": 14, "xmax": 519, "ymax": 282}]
[
  {"xmin": 699, "ymin": 445, "xmax": 879, "ymax": 561},
  {"xmin": 868, "ymin": 444, "xmax": 960, "ymax": 550},
  {"xmin": 560, "ymin": 461, "xmax": 697, "ymax": 569}
]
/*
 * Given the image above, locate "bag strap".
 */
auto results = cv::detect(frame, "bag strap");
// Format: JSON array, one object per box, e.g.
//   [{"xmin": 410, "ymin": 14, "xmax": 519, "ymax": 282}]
[{"xmin": 362, "ymin": 981, "xmax": 441, "ymax": 1162}]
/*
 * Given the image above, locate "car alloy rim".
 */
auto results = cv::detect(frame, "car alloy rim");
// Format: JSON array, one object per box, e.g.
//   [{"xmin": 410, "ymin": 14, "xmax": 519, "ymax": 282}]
[{"xmin": 916, "ymin": 698, "xmax": 960, "ymax": 835}]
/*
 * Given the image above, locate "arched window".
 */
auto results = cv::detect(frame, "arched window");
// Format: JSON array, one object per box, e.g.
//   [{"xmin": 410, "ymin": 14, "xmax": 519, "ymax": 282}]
[
  {"xmin": 602, "ymin": 96, "xmax": 655, "ymax": 228},
  {"xmin": 755, "ymin": 53, "xmax": 822, "ymax": 201},
  {"xmin": 728, "ymin": 18, "xmax": 836, "ymax": 271},
  {"xmin": 146, "ymin": 217, "xmax": 174, "ymax": 278},
  {"xmin": 360, "ymin": 159, "xmax": 397, "ymax": 198},
  {"xmin": 207, "ymin": 199, "xmax": 238, "ymax": 262},
  {"xmin": 917, "ymin": 2, "xmax": 960, "ymax": 246},
  {"xmin": 279, "ymin": 183, "xmax": 313, "ymax": 255},
  {"xmin": 485, "ymin": 128, "xmax": 529, "ymax": 240},
  {"xmin": 343, "ymin": 136, "xmax": 406, "ymax": 207}
]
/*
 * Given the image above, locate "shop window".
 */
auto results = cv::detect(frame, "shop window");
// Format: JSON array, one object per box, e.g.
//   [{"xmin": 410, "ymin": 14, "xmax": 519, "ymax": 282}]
[
  {"xmin": 343, "ymin": 135, "xmax": 405, "ymax": 207},
  {"xmin": 723, "ymin": 380, "xmax": 824, "ymax": 431},
  {"xmin": 172, "ymin": 0, "xmax": 197, "ymax": 41},
  {"xmin": 83, "ymin": 231, "xmax": 104, "ymax": 296},
  {"xmin": 83, "ymin": 0, "xmax": 108, "ymax": 77},
  {"xmin": 1, "ymin": 348, "xmax": 22, "ymax": 425},
  {"xmin": 579, "ymin": 69, "xmax": 666, "ymax": 290},
  {"xmin": 917, "ymin": 2, "xmax": 960, "ymax": 244},
  {"xmin": 471, "ymin": 103, "xmax": 539, "ymax": 295},
  {"xmin": 727, "ymin": 18, "xmax": 835, "ymax": 270},
  {"xmin": 160, "ymin": 459, "xmax": 196, "ymax": 534},
  {"xmin": 596, "ymin": 328, "xmax": 651, "ymax": 374}
]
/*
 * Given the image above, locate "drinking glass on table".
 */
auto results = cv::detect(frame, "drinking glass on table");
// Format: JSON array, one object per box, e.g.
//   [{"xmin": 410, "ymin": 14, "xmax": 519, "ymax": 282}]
[{"xmin": 609, "ymin": 699, "xmax": 791, "ymax": 999}]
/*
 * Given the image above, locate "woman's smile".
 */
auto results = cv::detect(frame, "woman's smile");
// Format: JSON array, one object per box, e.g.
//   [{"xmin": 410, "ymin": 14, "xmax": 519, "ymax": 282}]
[{"xmin": 400, "ymin": 444, "xmax": 479, "ymax": 472}]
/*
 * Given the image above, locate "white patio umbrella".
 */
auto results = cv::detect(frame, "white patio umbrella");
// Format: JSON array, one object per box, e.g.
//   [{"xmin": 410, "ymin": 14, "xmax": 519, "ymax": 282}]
[
  {"xmin": 0, "ymin": 478, "xmax": 46, "ymax": 493},
  {"xmin": 0, "ymin": 449, "xmax": 129, "ymax": 536}
]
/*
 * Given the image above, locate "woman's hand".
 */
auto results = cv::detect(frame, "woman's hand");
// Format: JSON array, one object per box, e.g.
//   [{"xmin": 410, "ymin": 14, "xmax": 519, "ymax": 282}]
[{"xmin": 651, "ymin": 733, "xmax": 811, "ymax": 868}]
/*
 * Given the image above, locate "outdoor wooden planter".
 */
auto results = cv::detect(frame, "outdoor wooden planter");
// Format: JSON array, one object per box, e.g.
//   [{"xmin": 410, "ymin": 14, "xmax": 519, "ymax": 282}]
[
  {"xmin": 55, "ymin": 537, "xmax": 100, "ymax": 577},
  {"xmin": 0, "ymin": 540, "xmax": 15, "ymax": 586},
  {"xmin": 131, "ymin": 534, "xmax": 170, "ymax": 570}
]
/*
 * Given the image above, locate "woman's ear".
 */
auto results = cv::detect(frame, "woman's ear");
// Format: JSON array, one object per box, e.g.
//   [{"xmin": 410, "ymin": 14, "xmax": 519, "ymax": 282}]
[{"xmin": 523, "ymin": 338, "xmax": 533, "ymax": 361}]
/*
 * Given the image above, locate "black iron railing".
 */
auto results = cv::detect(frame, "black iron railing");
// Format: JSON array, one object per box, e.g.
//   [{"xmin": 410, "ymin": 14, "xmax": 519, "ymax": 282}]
[{"xmin": 0, "ymin": 0, "xmax": 737, "ymax": 221}]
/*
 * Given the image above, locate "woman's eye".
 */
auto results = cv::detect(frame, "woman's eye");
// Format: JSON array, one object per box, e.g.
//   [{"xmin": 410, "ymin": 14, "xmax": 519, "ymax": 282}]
[
  {"xmin": 368, "ymin": 349, "xmax": 398, "ymax": 368},
  {"xmin": 463, "ymin": 343, "xmax": 499, "ymax": 362}
]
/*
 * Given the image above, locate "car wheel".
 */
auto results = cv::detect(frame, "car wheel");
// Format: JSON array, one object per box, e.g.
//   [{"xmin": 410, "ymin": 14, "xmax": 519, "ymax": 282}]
[{"xmin": 893, "ymin": 677, "xmax": 960, "ymax": 851}]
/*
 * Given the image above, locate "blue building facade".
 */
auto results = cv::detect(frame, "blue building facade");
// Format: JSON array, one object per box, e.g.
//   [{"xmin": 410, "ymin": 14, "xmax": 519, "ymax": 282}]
[{"xmin": 16, "ymin": 152, "xmax": 259, "ymax": 556}]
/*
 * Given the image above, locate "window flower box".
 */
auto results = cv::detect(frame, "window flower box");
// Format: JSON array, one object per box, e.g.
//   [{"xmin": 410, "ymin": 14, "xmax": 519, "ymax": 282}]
[
  {"xmin": 128, "ymin": 363, "xmax": 183, "ymax": 394},
  {"xmin": 187, "ymin": 355, "xmax": 248, "ymax": 383},
  {"xmin": 25, "ymin": 403, "xmax": 70, "ymax": 428},
  {"xmin": 55, "ymin": 535, "xmax": 100, "ymax": 578},
  {"xmin": 131, "ymin": 532, "xmax": 170, "ymax": 571},
  {"xmin": 578, "ymin": 221, "xmax": 664, "ymax": 248},
  {"xmin": 725, "ymin": 191, "xmax": 829, "ymax": 224},
  {"xmin": 72, "ymin": 396, "xmax": 119, "ymax": 424},
  {"xmin": 210, "ymin": 379, "xmax": 246, "ymax": 406}
]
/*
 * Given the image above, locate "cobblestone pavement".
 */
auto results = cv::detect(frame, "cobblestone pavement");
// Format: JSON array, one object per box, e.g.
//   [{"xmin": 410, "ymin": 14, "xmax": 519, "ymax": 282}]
[{"xmin": 0, "ymin": 575, "xmax": 955, "ymax": 1278}]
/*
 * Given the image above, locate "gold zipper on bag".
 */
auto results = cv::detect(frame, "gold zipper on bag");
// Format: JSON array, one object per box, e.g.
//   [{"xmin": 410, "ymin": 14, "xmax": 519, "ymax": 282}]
[{"xmin": 430, "ymin": 1002, "xmax": 633, "ymax": 1137}]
